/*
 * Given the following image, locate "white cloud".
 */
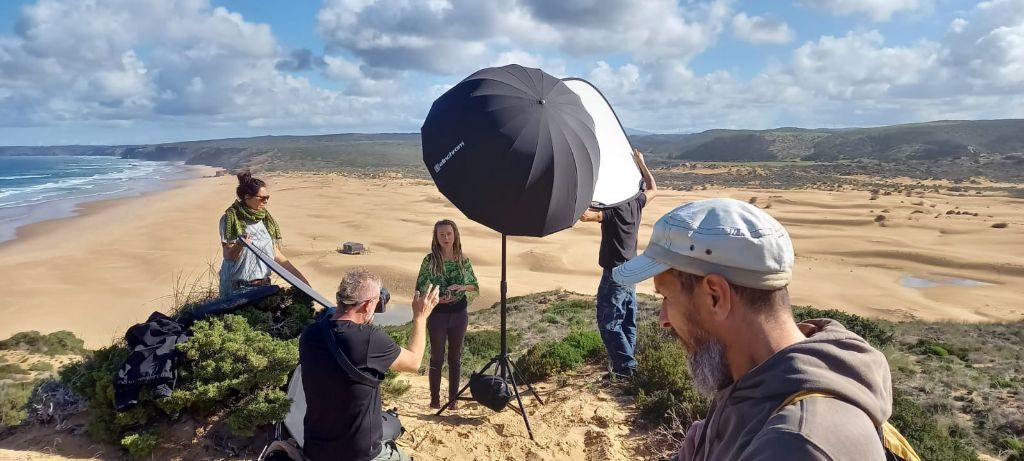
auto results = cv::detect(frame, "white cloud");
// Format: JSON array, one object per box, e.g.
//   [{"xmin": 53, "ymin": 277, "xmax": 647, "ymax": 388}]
[
  {"xmin": 315, "ymin": 0, "xmax": 733, "ymax": 76},
  {"xmin": 801, "ymin": 0, "xmax": 930, "ymax": 22},
  {"xmin": 732, "ymin": 12, "xmax": 794, "ymax": 44},
  {"xmin": 0, "ymin": 0, "xmax": 429, "ymax": 134}
]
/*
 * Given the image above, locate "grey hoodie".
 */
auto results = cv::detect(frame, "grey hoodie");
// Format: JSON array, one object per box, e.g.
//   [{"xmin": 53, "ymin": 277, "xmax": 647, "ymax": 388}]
[{"xmin": 678, "ymin": 319, "xmax": 893, "ymax": 461}]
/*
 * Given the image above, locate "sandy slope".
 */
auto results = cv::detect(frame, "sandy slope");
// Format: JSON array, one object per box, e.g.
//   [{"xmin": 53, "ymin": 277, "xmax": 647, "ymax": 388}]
[
  {"xmin": 0, "ymin": 366, "xmax": 649, "ymax": 461},
  {"xmin": 1, "ymin": 173, "xmax": 1022, "ymax": 348}
]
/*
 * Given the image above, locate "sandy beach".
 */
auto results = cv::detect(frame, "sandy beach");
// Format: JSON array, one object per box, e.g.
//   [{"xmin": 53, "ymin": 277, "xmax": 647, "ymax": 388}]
[{"xmin": 1, "ymin": 172, "xmax": 1022, "ymax": 348}]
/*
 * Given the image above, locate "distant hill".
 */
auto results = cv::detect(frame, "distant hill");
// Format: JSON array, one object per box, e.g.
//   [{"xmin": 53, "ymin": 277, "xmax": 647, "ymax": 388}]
[{"xmin": 2, "ymin": 119, "xmax": 1023, "ymax": 168}]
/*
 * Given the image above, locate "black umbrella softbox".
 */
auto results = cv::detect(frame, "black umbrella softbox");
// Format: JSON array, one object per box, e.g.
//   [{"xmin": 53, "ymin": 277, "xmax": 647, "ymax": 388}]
[{"xmin": 421, "ymin": 64, "xmax": 599, "ymax": 237}]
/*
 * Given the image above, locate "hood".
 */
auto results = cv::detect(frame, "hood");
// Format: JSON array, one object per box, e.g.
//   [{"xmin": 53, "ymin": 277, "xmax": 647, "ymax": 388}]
[{"xmin": 725, "ymin": 318, "xmax": 892, "ymax": 425}]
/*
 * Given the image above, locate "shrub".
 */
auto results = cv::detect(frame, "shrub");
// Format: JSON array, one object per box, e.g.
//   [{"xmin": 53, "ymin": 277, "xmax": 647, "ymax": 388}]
[
  {"xmin": 158, "ymin": 315, "xmax": 297, "ymax": 436},
  {"xmin": 543, "ymin": 299, "xmax": 594, "ymax": 327},
  {"xmin": 515, "ymin": 328, "xmax": 606, "ymax": 384},
  {"xmin": 0, "ymin": 363, "xmax": 29, "ymax": 377},
  {"xmin": 28, "ymin": 362, "xmax": 54, "ymax": 372},
  {"xmin": 1002, "ymin": 437, "xmax": 1024, "ymax": 461},
  {"xmin": 0, "ymin": 330, "xmax": 87, "ymax": 356},
  {"xmin": 0, "ymin": 381, "xmax": 34, "ymax": 427},
  {"xmin": 888, "ymin": 393, "xmax": 977, "ymax": 461},
  {"xmin": 120, "ymin": 432, "xmax": 159, "ymax": 459},
  {"xmin": 630, "ymin": 323, "xmax": 709, "ymax": 426},
  {"xmin": 561, "ymin": 329, "xmax": 605, "ymax": 362},
  {"xmin": 913, "ymin": 339, "xmax": 970, "ymax": 362},
  {"xmin": 792, "ymin": 306, "xmax": 895, "ymax": 347},
  {"xmin": 382, "ymin": 369, "xmax": 412, "ymax": 400},
  {"xmin": 59, "ymin": 344, "xmax": 155, "ymax": 443}
]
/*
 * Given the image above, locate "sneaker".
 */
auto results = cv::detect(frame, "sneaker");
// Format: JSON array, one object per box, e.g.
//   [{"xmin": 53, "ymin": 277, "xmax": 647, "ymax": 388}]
[{"xmin": 601, "ymin": 370, "xmax": 634, "ymax": 381}]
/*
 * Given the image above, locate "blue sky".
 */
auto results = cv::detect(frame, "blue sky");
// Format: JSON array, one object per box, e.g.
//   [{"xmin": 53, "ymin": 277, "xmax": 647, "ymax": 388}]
[{"xmin": 0, "ymin": 0, "xmax": 1021, "ymax": 145}]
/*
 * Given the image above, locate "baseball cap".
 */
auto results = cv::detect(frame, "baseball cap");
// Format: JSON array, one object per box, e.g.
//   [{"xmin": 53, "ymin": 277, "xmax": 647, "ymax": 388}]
[{"xmin": 612, "ymin": 198, "xmax": 794, "ymax": 289}]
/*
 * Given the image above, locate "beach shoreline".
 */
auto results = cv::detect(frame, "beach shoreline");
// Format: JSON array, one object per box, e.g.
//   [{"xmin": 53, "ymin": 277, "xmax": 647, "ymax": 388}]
[{"xmin": 1, "ymin": 171, "xmax": 1022, "ymax": 348}]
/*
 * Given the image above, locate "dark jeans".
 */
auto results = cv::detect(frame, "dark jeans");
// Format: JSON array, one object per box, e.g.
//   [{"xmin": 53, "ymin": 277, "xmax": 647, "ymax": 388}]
[
  {"xmin": 427, "ymin": 303, "xmax": 469, "ymax": 403},
  {"xmin": 596, "ymin": 269, "xmax": 638, "ymax": 375}
]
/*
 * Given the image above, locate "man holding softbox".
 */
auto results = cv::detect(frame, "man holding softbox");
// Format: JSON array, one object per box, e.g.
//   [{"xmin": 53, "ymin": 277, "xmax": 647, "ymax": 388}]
[
  {"xmin": 299, "ymin": 268, "xmax": 440, "ymax": 461},
  {"xmin": 580, "ymin": 149, "xmax": 657, "ymax": 380}
]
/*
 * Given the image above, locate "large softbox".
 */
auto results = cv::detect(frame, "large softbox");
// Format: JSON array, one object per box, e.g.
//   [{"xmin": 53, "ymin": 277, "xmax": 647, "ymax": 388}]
[
  {"xmin": 562, "ymin": 78, "xmax": 643, "ymax": 208},
  {"xmin": 420, "ymin": 64, "xmax": 599, "ymax": 238}
]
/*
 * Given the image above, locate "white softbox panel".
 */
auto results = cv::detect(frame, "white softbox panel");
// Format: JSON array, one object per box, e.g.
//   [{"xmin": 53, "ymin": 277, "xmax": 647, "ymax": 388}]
[
  {"xmin": 284, "ymin": 365, "xmax": 307, "ymax": 447},
  {"xmin": 562, "ymin": 78, "xmax": 643, "ymax": 208}
]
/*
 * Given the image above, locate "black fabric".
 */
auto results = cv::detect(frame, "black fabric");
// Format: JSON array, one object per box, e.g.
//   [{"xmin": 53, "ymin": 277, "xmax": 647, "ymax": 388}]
[
  {"xmin": 469, "ymin": 373, "xmax": 512, "ymax": 412},
  {"xmin": 299, "ymin": 319, "xmax": 400, "ymax": 461},
  {"xmin": 599, "ymin": 193, "xmax": 648, "ymax": 269},
  {"xmin": 432, "ymin": 296, "xmax": 468, "ymax": 314},
  {"xmin": 421, "ymin": 64, "xmax": 599, "ymax": 238},
  {"xmin": 175, "ymin": 285, "xmax": 279, "ymax": 326},
  {"xmin": 114, "ymin": 312, "xmax": 188, "ymax": 411}
]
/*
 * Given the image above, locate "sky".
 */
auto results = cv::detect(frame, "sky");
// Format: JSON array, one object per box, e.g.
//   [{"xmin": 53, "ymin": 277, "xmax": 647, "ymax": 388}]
[{"xmin": 0, "ymin": 0, "xmax": 1022, "ymax": 145}]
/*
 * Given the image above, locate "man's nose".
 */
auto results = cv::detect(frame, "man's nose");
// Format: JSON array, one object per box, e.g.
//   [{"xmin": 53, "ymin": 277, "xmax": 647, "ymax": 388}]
[{"xmin": 659, "ymin": 300, "xmax": 671, "ymax": 328}]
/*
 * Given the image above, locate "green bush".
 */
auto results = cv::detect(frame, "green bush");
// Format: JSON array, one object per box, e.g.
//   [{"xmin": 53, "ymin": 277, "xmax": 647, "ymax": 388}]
[
  {"xmin": 1002, "ymin": 437, "xmax": 1024, "ymax": 461},
  {"xmin": 543, "ymin": 299, "xmax": 594, "ymax": 327},
  {"xmin": 792, "ymin": 306, "xmax": 895, "ymax": 347},
  {"xmin": 120, "ymin": 432, "xmax": 159, "ymax": 459},
  {"xmin": 888, "ymin": 393, "xmax": 977, "ymax": 461},
  {"xmin": 630, "ymin": 323, "xmax": 709, "ymax": 426},
  {"xmin": 158, "ymin": 315, "xmax": 297, "ymax": 436},
  {"xmin": 0, "ymin": 330, "xmax": 87, "ymax": 356},
  {"xmin": 0, "ymin": 363, "xmax": 29, "ymax": 377},
  {"xmin": 0, "ymin": 381, "xmax": 34, "ymax": 427},
  {"xmin": 382, "ymin": 369, "xmax": 412, "ymax": 400},
  {"xmin": 234, "ymin": 289, "xmax": 316, "ymax": 339},
  {"xmin": 561, "ymin": 329, "xmax": 605, "ymax": 362},
  {"xmin": 914, "ymin": 339, "xmax": 970, "ymax": 362},
  {"xmin": 59, "ymin": 344, "xmax": 155, "ymax": 443},
  {"xmin": 516, "ymin": 329, "xmax": 603, "ymax": 384},
  {"xmin": 28, "ymin": 362, "xmax": 54, "ymax": 372}
]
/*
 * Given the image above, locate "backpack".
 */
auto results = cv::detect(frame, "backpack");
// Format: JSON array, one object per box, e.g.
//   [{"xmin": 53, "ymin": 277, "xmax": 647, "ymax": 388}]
[{"xmin": 772, "ymin": 391, "xmax": 920, "ymax": 461}]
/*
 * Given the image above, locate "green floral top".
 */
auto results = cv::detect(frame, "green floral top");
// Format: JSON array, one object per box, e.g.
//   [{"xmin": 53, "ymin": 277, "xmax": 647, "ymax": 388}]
[{"xmin": 415, "ymin": 254, "xmax": 479, "ymax": 304}]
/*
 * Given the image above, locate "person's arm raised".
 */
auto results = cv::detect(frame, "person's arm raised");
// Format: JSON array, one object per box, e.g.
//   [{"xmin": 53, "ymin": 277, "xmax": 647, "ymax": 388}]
[
  {"xmin": 390, "ymin": 284, "xmax": 440, "ymax": 373},
  {"xmin": 634, "ymin": 149, "xmax": 657, "ymax": 203}
]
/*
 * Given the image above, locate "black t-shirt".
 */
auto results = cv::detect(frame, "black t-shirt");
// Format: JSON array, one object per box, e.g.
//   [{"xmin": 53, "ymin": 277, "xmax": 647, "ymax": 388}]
[
  {"xmin": 299, "ymin": 320, "xmax": 401, "ymax": 461},
  {"xmin": 599, "ymin": 193, "xmax": 648, "ymax": 270}
]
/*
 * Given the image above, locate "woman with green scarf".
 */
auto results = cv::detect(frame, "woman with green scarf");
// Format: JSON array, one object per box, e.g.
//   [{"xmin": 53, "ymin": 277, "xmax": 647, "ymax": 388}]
[
  {"xmin": 218, "ymin": 172, "xmax": 309, "ymax": 296},
  {"xmin": 415, "ymin": 219, "xmax": 479, "ymax": 409}
]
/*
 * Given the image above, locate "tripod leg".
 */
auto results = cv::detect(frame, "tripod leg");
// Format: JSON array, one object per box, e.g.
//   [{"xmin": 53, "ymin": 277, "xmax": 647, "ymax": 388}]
[
  {"xmin": 437, "ymin": 356, "xmax": 497, "ymax": 416},
  {"xmin": 504, "ymin": 357, "xmax": 535, "ymax": 440},
  {"xmin": 507, "ymin": 356, "xmax": 544, "ymax": 405}
]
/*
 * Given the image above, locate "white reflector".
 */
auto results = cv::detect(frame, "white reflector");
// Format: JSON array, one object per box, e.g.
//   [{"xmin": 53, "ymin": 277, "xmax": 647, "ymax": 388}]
[
  {"xmin": 562, "ymin": 78, "xmax": 643, "ymax": 208},
  {"xmin": 284, "ymin": 365, "xmax": 307, "ymax": 447}
]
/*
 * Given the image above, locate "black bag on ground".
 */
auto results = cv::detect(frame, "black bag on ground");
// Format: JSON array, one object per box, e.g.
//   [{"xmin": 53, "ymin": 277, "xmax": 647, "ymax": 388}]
[{"xmin": 469, "ymin": 373, "xmax": 512, "ymax": 412}]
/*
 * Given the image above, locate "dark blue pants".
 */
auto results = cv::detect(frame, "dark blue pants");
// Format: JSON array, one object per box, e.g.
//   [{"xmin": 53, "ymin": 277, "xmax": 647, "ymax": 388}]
[{"xmin": 596, "ymin": 269, "xmax": 638, "ymax": 375}]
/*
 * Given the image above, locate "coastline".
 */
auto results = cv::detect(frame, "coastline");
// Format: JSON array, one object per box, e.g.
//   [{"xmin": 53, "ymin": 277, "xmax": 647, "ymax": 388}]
[
  {"xmin": 1, "ymin": 171, "xmax": 1022, "ymax": 348},
  {"xmin": 0, "ymin": 163, "xmax": 218, "ymax": 246}
]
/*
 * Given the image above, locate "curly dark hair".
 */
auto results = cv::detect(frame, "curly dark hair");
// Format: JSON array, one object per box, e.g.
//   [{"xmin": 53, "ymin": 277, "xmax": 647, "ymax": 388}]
[{"xmin": 235, "ymin": 171, "xmax": 267, "ymax": 201}]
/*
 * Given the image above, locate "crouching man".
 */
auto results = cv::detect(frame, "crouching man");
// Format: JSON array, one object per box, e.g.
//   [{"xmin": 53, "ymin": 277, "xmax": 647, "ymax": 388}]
[{"xmin": 299, "ymin": 268, "xmax": 440, "ymax": 461}]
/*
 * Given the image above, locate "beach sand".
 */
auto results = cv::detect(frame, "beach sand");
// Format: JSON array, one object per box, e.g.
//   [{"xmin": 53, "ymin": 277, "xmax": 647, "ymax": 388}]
[{"xmin": 1, "ymin": 172, "xmax": 1022, "ymax": 348}]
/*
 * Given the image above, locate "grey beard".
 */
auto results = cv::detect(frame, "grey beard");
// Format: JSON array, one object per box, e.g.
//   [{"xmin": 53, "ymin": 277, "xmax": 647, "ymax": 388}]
[{"xmin": 688, "ymin": 338, "xmax": 732, "ymax": 397}]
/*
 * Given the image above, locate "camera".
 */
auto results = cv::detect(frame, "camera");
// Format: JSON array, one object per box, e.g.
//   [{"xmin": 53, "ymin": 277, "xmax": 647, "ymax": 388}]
[{"xmin": 375, "ymin": 287, "xmax": 390, "ymax": 313}]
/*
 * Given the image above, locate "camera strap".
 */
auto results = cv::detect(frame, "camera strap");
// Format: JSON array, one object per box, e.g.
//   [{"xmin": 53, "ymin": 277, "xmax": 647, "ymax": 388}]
[{"xmin": 318, "ymin": 319, "xmax": 382, "ymax": 387}]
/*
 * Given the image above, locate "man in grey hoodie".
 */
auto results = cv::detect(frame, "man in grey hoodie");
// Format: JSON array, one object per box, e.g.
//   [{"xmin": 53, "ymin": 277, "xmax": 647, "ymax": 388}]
[{"xmin": 613, "ymin": 198, "xmax": 893, "ymax": 461}]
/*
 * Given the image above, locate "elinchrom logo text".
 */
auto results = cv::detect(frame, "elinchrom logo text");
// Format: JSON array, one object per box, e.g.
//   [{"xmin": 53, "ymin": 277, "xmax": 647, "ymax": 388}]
[{"xmin": 434, "ymin": 140, "xmax": 465, "ymax": 173}]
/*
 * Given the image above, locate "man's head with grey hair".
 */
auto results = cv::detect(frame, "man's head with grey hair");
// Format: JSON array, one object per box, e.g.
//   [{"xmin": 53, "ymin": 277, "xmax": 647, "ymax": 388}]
[{"xmin": 335, "ymin": 268, "xmax": 383, "ymax": 316}]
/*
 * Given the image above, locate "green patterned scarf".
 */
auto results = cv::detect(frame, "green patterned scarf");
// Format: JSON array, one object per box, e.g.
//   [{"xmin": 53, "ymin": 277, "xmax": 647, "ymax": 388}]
[{"xmin": 224, "ymin": 200, "xmax": 281, "ymax": 241}]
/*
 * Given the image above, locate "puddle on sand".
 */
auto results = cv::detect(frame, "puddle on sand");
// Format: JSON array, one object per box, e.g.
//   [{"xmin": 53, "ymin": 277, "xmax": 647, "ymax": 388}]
[{"xmin": 899, "ymin": 275, "xmax": 994, "ymax": 289}]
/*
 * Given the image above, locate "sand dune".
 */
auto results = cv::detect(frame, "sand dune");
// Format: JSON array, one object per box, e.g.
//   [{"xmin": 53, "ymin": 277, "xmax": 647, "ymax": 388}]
[{"xmin": 1, "ymin": 173, "xmax": 1022, "ymax": 347}]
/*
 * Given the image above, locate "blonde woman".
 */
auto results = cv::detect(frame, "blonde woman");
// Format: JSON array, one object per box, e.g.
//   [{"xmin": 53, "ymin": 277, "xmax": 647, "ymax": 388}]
[{"xmin": 414, "ymin": 219, "xmax": 479, "ymax": 409}]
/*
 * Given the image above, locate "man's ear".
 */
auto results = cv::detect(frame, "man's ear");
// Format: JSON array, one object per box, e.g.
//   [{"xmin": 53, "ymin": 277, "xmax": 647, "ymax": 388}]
[{"xmin": 702, "ymin": 274, "xmax": 733, "ymax": 321}]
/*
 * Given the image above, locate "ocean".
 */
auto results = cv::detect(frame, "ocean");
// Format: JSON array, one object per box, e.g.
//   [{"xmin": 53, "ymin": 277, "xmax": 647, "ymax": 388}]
[{"xmin": 0, "ymin": 156, "xmax": 194, "ymax": 243}]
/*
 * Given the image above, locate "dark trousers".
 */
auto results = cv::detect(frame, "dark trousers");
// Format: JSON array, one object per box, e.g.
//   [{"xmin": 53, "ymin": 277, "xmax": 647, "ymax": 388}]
[{"xmin": 427, "ymin": 301, "xmax": 469, "ymax": 403}]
